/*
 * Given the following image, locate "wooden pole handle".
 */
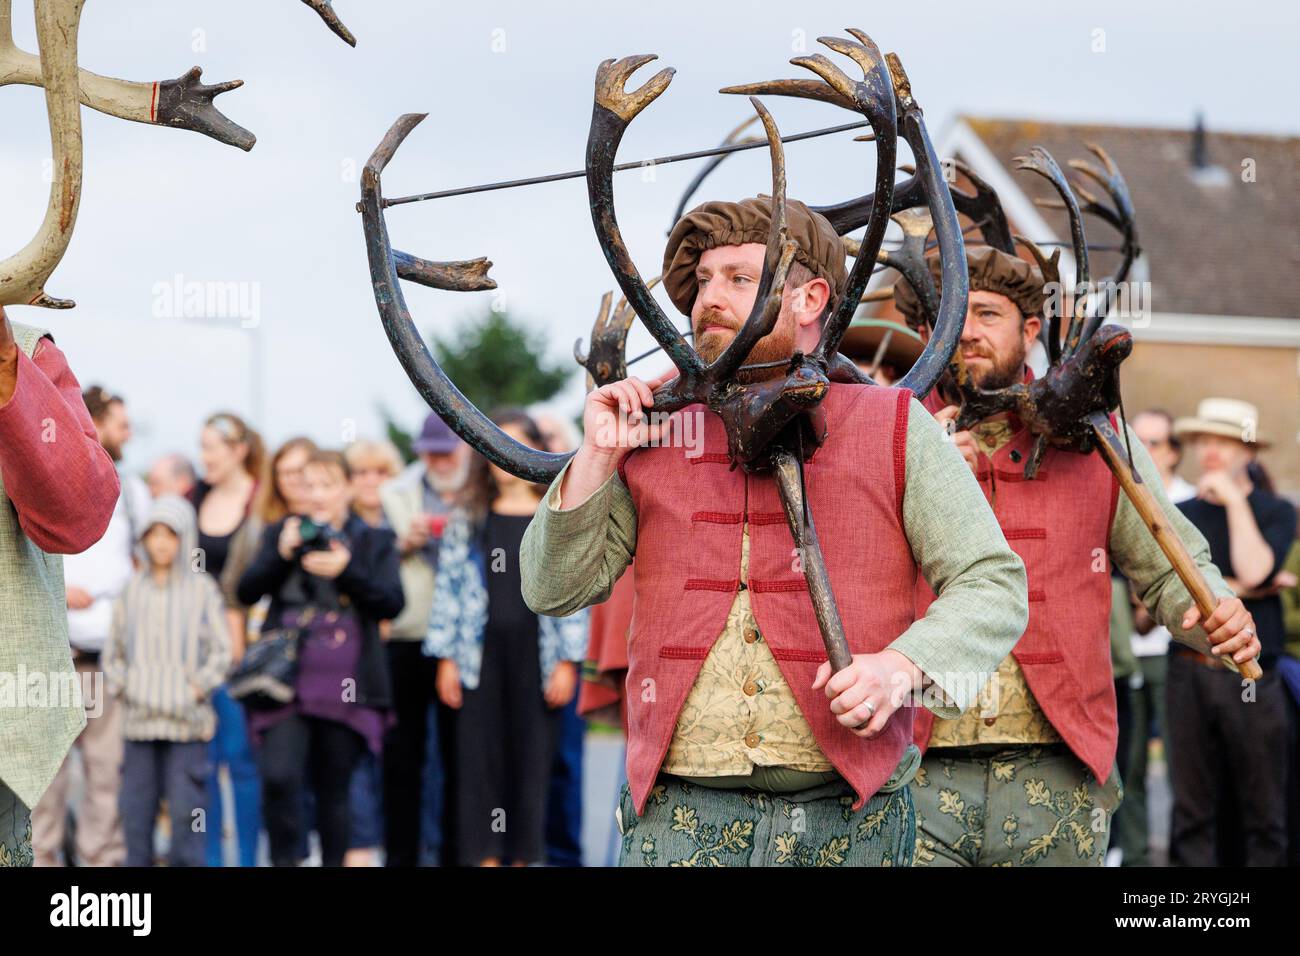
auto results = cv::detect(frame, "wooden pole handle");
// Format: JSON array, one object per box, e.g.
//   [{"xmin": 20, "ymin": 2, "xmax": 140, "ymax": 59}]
[
  {"xmin": 772, "ymin": 450, "xmax": 854, "ymax": 673},
  {"xmin": 1089, "ymin": 415, "xmax": 1262, "ymax": 681}
]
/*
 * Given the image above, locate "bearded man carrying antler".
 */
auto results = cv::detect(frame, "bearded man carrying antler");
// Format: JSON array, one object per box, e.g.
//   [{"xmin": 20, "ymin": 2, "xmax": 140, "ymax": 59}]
[
  {"xmin": 896, "ymin": 187, "xmax": 1261, "ymax": 865},
  {"xmin": 511, "ymin": 40, "xmax": 1033, "ymax": 866}
]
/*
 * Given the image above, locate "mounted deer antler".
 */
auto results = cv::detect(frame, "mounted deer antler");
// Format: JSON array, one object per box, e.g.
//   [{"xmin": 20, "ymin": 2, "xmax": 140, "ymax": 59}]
[
  {"xmin": 2, "ymin": 0, "xmax": 358, "ymax": 311},
  {"xmin": 359, "ymin": 113, "xmax": 569, "ymax": 484},
  {"xmin": 0, "ymin": 1, "xmax": 253, "ymax": 149},
  {"xmin": 357, "ymin": 31, "xmax": 969, "ymax": 677},
  {"xmin": 943, "ymin": 144, "xmax": 1255, "ymax": 679},
  {"xmin": 0, "ymin": 0, "xmax": 84, "ymax": 309}
]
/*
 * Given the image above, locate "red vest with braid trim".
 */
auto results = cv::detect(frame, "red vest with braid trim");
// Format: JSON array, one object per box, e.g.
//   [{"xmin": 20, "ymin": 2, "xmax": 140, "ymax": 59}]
[
  {"xmin": 619, "ymin": 384, "xmax": 919, "ymax": 815},
  {"xmin": 914, "ymin": 387, "xmax": 1120, "ymax": 783}
]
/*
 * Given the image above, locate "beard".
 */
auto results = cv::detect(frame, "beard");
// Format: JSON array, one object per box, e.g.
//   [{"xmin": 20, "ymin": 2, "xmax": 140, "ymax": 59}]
[
  {"xmin": 693, "ymin": 308, "xmax": 797, "ymax": 383},
  {"xmin": 427, "ymin": 455, "xmax": 470, "ymax": 494},
  {"xmin": 966, "ymin": 338, "xmax": 1027, "ymax": 391}
]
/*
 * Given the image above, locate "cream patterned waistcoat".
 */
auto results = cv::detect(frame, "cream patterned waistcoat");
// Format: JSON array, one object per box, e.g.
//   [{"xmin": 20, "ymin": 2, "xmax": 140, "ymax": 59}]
[{"xmin": 0, "ymin": 323, "xmax": 86, "ymax": 808}]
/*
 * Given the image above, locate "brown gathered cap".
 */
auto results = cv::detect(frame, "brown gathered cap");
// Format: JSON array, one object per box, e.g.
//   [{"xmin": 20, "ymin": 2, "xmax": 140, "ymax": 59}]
[
  {"xmin": 893, "ymin": 246, "xmax": 1047, "ymax": 326},
  {"xmin": 661, "ymin": 195, "xmax": 847, "ymax": 317}
]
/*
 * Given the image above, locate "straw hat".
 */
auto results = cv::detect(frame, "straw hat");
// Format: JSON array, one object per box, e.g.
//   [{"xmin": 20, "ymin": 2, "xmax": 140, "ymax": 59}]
[
  {"xmin": 1173, "ymin": 398, "xmax": 1270, "ymax": 448},
  {"xmin": 838, "ymin": 317, "xmax": 924, "ymax": 374}
]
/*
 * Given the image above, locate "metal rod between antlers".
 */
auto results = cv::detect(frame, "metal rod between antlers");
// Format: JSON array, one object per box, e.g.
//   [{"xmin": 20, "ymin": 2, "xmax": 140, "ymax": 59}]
[{"xmin": 381, "ymin": 120, "xmax": 873, "ymax": 207}]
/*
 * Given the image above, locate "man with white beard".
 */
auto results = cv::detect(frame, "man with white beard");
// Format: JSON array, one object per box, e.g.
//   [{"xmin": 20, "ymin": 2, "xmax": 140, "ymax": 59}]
[{"xmin": 378, "ymin": 414, "xmax": 469, "ymax": 866}]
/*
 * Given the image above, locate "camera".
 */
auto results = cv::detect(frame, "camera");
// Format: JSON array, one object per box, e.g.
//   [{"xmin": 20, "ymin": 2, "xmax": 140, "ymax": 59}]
[{"xmin": 296, "ymin": 517, "xmax": 346, "ymax": 556}]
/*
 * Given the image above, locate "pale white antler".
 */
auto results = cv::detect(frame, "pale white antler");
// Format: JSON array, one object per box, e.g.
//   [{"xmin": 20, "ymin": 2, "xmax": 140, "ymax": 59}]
[
  {"xmin": 0, "ymin": 0, "xmax": 84, "ymax": 309},
  {"xmin": 0, "ymin": 0, "xmax": 255, "ymax": 150}
]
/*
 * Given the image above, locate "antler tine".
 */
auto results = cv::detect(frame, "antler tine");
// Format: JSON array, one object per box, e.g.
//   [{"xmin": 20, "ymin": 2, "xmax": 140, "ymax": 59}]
[
  {"xmin": 616, "ymin": 273, "xmax": 662, "ymax": 328},
  {"xmin": 879, "ymin": 207, "xmax": 939, "ymax": 330},
  {"xmin": 392, "ymin": 251, "xmax": 496, "ymax": 291},
  {"xmin": 809, "ymin": 172, "xmax": 924, "ymax": 235},
  {"xmin": 0, "ymin": 2, "xmax": 255, "ymax": 151},
  {"xmin": 797, "ymin": 30, "xmax": 897, "ymax": 362},
  {"xmin": 359, "ymin": 113, "xmax": 570, "ymax": 484},
  {"xmin": 575, "ymin": 291, "xmax": 614, "ymax": 367},
  {"xmin": 891, "ymin": 51, "xmax": 966, "ymax": 400},
  {"xmin": 1070, "ymin": 142, "xmax": 1139, "ymax": 282},
  {"xmin": 587, "ymin": 55, "xmax": 703, "ymax": 393},
  {"xmin": 1012, "ymin": 146, "xmax": 1089, "ymax": 356},
  {"xmin": 1015, "ymin": 233, "xmax": 1063, "ymax": 367},
  {"xmin": 594, "ymin": 54, "xmax": 676, "ymax": 122},
  {"xmin": 301, "ymin": 0, "xmax": 357, "ymax": 47},
  {"xmin": 595, "ymin": 274, "xmax": 665, "ymax": 387},
  {"xmin": 669, "ymin": 115, "xmax": 763, "ymax": 232},
  {"xmin": 719, "ymin": 79, "xmax": 856, "ymax": 113},
  {"xmin": 704, "ymin": 97, "xmax": 797, "ymax": 383},
  {"xmin": 1070, "ymin": 144, "xmax": 1140, "ymax": 343},
  {"xmin": 949, "ymin": 158, "xmax": 1016, "ymax": 254},
  {"xmin": 0, "ymin": 0, "xmax": 85, "ymax": 309}
]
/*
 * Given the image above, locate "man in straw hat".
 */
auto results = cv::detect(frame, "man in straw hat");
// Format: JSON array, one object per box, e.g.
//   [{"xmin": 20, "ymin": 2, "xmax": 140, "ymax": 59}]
[
  {"xmin": 520, "ymin": 196, "xmax": 1029, "ymax": 866},
  {"xmin": 1166, "ymin": 398, "xmax": 1295, "ymax": 865},
  {"xmin": 894, "ymin": 248, "xmax": 1262, "ymax": 866}
]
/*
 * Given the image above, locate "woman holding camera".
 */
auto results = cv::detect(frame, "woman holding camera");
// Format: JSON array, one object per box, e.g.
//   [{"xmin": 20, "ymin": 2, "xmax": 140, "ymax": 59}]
[{"xmin": 237, "ymin": 449, "xmax": 404, "ymax": 866}]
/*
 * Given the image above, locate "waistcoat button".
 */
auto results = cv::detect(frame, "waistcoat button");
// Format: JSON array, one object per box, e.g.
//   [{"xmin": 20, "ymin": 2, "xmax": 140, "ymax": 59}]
[
  {"xmin": 743, "ymin": 627, "xmax": 760, "ymax": 644},
  {"xmin": 744, "ymin": 733, "xmax": 761, "ymax": 748},
  {"xmin": 743, "ymin": 680, "xmax": 758, "ymax": 697},
  {"xmin": 983, "ymin": 717, "xmax": 997, "ymax": 727}
]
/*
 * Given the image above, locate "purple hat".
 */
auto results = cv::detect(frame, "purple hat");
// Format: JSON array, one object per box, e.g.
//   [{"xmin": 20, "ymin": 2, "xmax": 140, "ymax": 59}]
[{"xmin": 412, "ymin": 413, "xmax": 461, "ymax": 454}]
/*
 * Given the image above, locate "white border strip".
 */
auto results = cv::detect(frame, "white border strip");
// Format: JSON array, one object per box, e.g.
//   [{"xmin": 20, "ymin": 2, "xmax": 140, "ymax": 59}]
[{"xmin": 1121, "ymin": 313, "xmax": 1300, "ymax": 348}]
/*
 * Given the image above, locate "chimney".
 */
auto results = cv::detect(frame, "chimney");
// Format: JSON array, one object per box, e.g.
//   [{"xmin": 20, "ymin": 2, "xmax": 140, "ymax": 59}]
[
  {"xmin": 1191, "ymin": 112, "xmax": 1209, "ymax": 168},
  {"xmin": 1188, "ymin": 112, "xmax": 1228, "ymax": 186}
]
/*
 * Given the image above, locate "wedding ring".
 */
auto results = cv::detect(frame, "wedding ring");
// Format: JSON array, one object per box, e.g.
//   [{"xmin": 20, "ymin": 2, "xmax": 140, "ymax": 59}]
[{"xmin": 863, "ymin": 700, "xmax": 877, "ymax": 716}]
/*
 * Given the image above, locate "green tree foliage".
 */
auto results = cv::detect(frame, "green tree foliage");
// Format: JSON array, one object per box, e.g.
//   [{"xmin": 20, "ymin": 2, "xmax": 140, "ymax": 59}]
[
  {"xmin": 434, "ymin": 308, "xmax": 572, "ymax": 410},
  {"xmin": 378, "ymin": 308, "xmax": 574, "ymax": 461}
]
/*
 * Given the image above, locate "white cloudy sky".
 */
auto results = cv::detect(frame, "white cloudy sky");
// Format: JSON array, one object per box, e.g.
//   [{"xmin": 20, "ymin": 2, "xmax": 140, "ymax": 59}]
[{"xmin": 2, "ymin": 0, "xmax": 1295, "ymax": 476}]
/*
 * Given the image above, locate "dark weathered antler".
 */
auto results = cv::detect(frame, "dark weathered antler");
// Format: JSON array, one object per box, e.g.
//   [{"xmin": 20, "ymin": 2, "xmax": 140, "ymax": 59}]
[
  {"xmin": 301, "ymin": 0, "xmax": 357, "ymax": 46},
  {"xmin": 1014, "ymin": 146, "xmax": 1090, "ymax": 356},
  {"xmin": 808, "ymin": 158, "xmax": 1014, "ymax": 256},
  {"xmin": 575, "ymin": 276, "xmax": 663, "ymax": 388},
  {"xmin": 585, "ymin": 56, "xmax": 701, "ymax": 380},
  {"xmin": 1070, "ymin": 143, "xmax": 1141, "ymax": 342},
  {"xmin": 722, "ymin": 29, "xmax": 899, "ymax": 367},
  {"xmin": 878, "ymin": 208, "xmax": 939, "ymax": 330},
  {"xmin": 587, "ymin": 55, "xmax": 800, "ymax": 419},
  {"xmin": 950, "ymin": 158, "xmax": 1016, "ymax": 254},
  {"xmin": 358, "ymin": 114, "xmax": 571, "ymax": 483}
]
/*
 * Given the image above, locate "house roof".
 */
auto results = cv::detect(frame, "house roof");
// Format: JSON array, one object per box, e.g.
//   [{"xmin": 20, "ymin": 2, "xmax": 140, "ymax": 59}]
[{"xmin": 953, "ymin": 117, "xmax": 1300, "ymax": 320}]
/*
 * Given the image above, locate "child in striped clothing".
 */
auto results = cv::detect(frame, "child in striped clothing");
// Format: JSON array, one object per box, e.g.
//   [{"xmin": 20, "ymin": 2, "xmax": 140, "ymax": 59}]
[{"xmin": 103, "ymin": 495, "xmax": 232, "ymax": 866}]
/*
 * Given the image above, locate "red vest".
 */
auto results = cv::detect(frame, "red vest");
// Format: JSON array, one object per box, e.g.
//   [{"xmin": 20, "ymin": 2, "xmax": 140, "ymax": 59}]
[
  {"xmin": 620, "ymin": 384, "xmax": 918, "ymax": 815},
  {"xmin": 914, "ymin": 389, "xmax": 1120, "ymax": 783}
]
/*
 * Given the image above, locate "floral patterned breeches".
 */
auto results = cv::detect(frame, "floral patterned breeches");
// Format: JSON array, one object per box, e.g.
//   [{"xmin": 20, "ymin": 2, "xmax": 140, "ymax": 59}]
[
  {"xmin": 0, "ymin": 780, "xmax": 33, "ymax": 867},
  {"xmin": 911, "ymin": 743, "xmax": 1123, "ymax": 867},
  {"xmin": 615, "ymin": 775, "xmax": 914, "ymax": 867}
]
